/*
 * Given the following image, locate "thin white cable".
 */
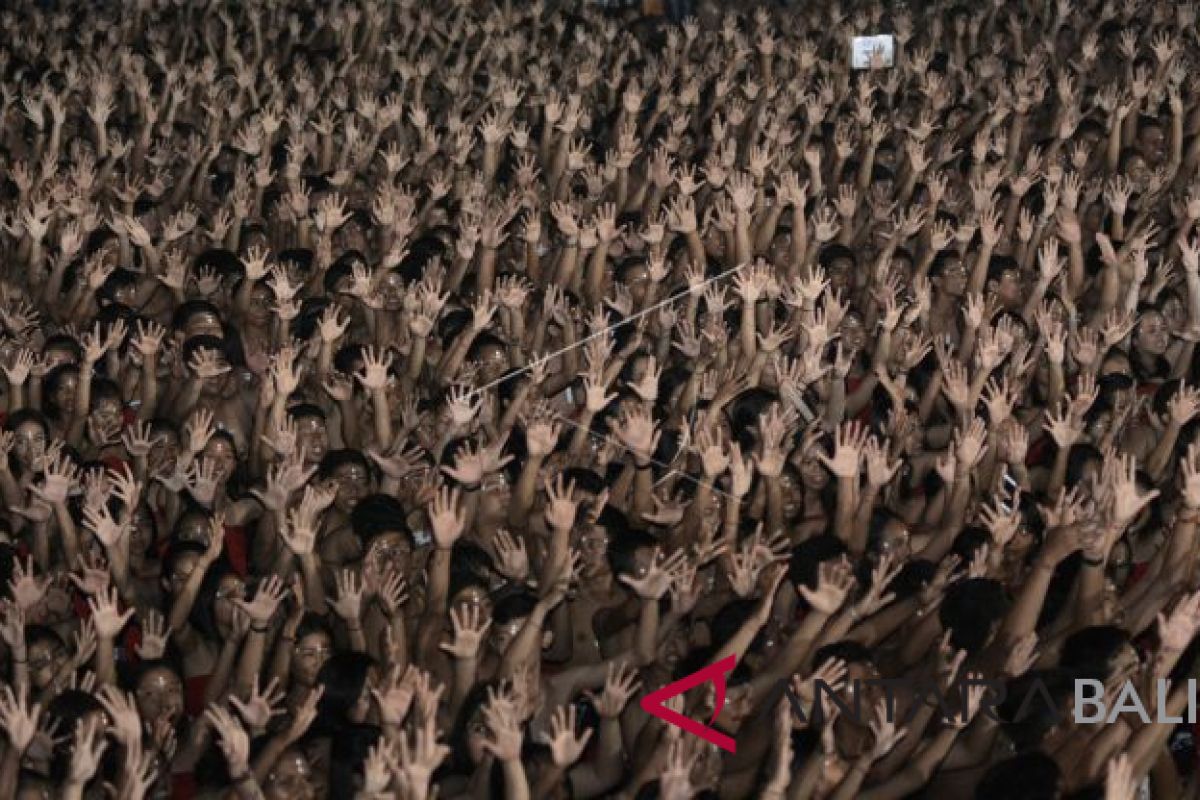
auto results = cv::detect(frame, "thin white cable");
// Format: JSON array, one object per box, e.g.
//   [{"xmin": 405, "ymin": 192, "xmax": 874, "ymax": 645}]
[
  {"xmin": 467, "ymin": 259, "xmax": 753, "ymax": 400},
  {"xmin": 543, "ymin": 406, "xmax": 740, "ymax": 501}
]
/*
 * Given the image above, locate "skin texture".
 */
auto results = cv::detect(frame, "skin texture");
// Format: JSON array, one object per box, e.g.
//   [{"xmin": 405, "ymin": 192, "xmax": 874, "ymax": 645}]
[{"xmin": 1, "ymin": 2, "xmax": 1200, "ymax": 800}]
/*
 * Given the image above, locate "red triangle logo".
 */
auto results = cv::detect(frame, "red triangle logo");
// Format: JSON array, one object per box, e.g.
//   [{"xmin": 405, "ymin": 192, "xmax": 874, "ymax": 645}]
[{"xmin": 639, "ymin": 654, "xmax": 738, "ymax": 752}]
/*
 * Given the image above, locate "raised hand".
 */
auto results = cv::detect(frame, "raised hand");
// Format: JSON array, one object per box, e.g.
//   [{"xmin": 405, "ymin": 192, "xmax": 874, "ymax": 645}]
[
  {"xmin": 818, "ymin": 421, "xmax": 869, "ymax": 479},
  {"xmin": 440, "ymin": 605, "xmax": 492, "ymax": 661},
  {"xmin": 234, "ymin": 575, "xmax": 287, "ymax": 626},
  {"xmin": 136, "ymin": 609, "xmax": 170, "ymax": 660},
  {"xmin": 229, "ymin": 677, "xmax": 286, "ymax": 731},
  {"xmin": 0, "ymin": 683, "xmax": 41, "ymax": 752},
  {"xmin": 204, "ymin": 706, "xmax": 252, "ymax": 780},
  {"xmin": 584, "ymin": 661, "xmax": 641, "ymax": 719},
  {"xmin": 330, "ymin": 569, "xmax": 364, "ymax": 623},
  {"xmin": 798, "ymin": 559, "xmax": 855, "ymax": 615},
  {"xmin": 540, "ymin": 705, "xmax": 593, "ymax": 767},
  {"xmin": 427, "ymin": 486, "xmax": 466, "ymax": 548},
  {"xmin": 619, "ymin": 547, "xmax": 686, "ymax": 600},
  {"xmin": 89, "ymin": 586, "xmax": 134, "ymax": 639}
]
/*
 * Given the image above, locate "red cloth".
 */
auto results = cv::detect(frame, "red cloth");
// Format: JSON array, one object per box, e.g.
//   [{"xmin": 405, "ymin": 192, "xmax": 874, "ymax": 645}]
[
  {"xmin": 1125, "ymin": 561, "xmax": 1151, "ymax": 590},
  {"xmin": 222, "ymin": 524, "xmax": 248, "ymax": 577},
  {"xmin": 171, "ymin": 771, "xmax": 197, "ymax": 800},
  {"xmin": 184, "ymin": 674, "xmax": 210, "ymax": 718}
]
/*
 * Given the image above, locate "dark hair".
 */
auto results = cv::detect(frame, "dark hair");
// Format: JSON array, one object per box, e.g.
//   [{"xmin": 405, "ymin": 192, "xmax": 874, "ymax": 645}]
[
  {"xmin": 41, "ymin": 363, "xmax": 80, "ymax": 421},
  {"xmin": 812, "ymin": 640, "xmax": 873, "ymax": 668},
  {"xmin": 287, "ymin": 403, "xmax": 327, "ymax": 423},
  {"xmin": 5, "ymin": 408, "xmax": 48, "ymax": 435},
  {"xmin": 317, "ymin": 449, "xmax": 371, "ymax": 480},
  {"xmin": 171, "ymin": 300, "xmax": 223, "ymax": 333},
  {"xmin": 606, "ymin": 528, "xmax": 658, "ymax": 579},
  {"xmin": 492, "ymin": 588, "xmax": 539, "ymax": 627},
  {"xmin": 350, "ymin": 494, "xmax": 411, "ymax": 546},
  {"xmin": 939, "ymin": 578, "xmax": 1010, "ymax": 655},
  {"xmin": 789, "ymin": 534, "xmax": 849, "ymax": 593},
  {"xmin": 975, "ymin": 751, "xmax": 1061, "ymax": 800},
  {"xmin": 1058, "ymin": 625, "xmax": 1131, "ymax": 681},
  {"xmin": 188, "ymin": 558, "xmax": 237, "ymax": 641},
  {"xmin": 314, "ymin": 652, "xmax": 376, "ymax": 737}
]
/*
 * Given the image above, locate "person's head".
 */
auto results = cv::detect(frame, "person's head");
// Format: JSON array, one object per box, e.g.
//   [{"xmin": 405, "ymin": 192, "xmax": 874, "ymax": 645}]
[
  {"xmin": 1137, "ymin": 117, "xmax": 1167, "ymax": 167},
  {"xmin": 467, "ymin": 333, "xmax": 510, "ymax": 384},
  {"xmin": 293, "ymin": 614, "xmax": 335, "ymax": 688},
  {"xmin": 41, "ymin": 363, "xmax": 79, "ymax": 421},
  {"xmin": 316, "ymin": 652, "xmax": 377, "ymax": 731},
  {"xmin": 173, "ymin": 300, "xmax": 224, "ymax": 340},
  {"xmin": 162, "ymin": 541, "xmax": 207, "ymax": 599},
  {"xmin": 789, "ymin": 534, "xmax": 849, "ymax": 602},
  {"xmin": 25, "ymin": 626, "xmax": 66, "ymax": 691},
  {"xmin": 930, "ymin": 250, "xmax": 968, "ymax": 298},
  {"xmin": 289, "ymin": 404, "xmax": 329, "ymax": 463},
  {"xmin": 867, "ymin": 508, "xmax": 913, "ymax": 564},
  {"xmin": 181, "ymin": 335, "xmax": 232, "ymax": 394},
  {"xmin": 319, "ymin": 449, "xmax": 372, "ymax": 512},
  {"xmin": 818, "ymin": 244, "xmax": 856, "ymax": 294},
  {"xmin": 353, "ymin": 494, "xmax": 416, "ymax": 578},
  {"xmin": 265, "ymin": 747, "xmax": 317, "ymax": 800},
  {"xmin": 245, "ymin": 280, "xmax": 275, "ymax": 326},
  {"xmin": 575, "ymin": 505, "xmax": 628, "ymax": 578},
  {"xmin": 838, "ymin": 309, "xmax": 867, "ymax": 353},
  {"xmin": 132, "ymin": 659, "xmax": 185, "ymax": 728},
  {"xmin": 41, "ymin": 334, "xmax": 81, "ymax": 371},
  {"xmin": 146, "ymin": 418, "xmax": 180, "ymax": 478},
  {"xmin": 190, "ymin": 560, "xmax": 244, "ymax": 641},
  {"xmin": 974, "ymin": 751, "xmax": 1062, "ymax": 800},
  {"xmin": 451, "ymin": 683, "xmax": 497, "ymax": 768},
  {"xmin": 605, "ymin": 528, "xmax": 659, "ymax": 585},
  {"xmin": 489, "ymin": 589, "xmax": 540, "ymax": 656},
  {"xmin": 1059, "ymin": 625, "xmax": 1136, "ymax": 683},
  {"xmin": 45, "ymin": 690, "xmax": 108, "ymax": 783},
  {"xmin": 202, "ymin": 429, "xmax": 239, "ymax": 487},
  {"xmin": 986, "ymin": 256, "xmax": 1024, "ymax": 310},
  {"xmin": 6, "ymin": 409, "xmax": 48, "ymax": 471},
  {"xmin": 1133, "ymin": 308, "xmax": 1170, "ymax": 356},
  {"xmin": 938, "ymin": 578, "xmax": 1010, "ymax": 655},
  {"xmin": 88, "ymin": 378, "xmax": 124, "ymax": 435}
]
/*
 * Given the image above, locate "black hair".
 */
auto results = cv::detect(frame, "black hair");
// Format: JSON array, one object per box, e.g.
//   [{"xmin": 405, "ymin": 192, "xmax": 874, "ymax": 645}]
[
  {"xmin": 287, "ymin": 403, "xmax": 327, "ymax": 423},
  {"xmin": 939, "ymin": 578, "xmax": 1010, "ymax": 655},
  {"xmin": 289, "ymin": 613, "xmax": 331, "ymax": 647},
  {"xmin": 189, "ymin": 558, "xmax": 236, "ymax": 642},
  {"xmin": 317, "ymin": 449, "xmax": 371, "ymax": 480},
  {"xmin": 1058, "ymin": 625, "xmax": 1131, "ymax": 682},
  {"xmin": 975, "ymin": 751, "xmax": 1061, "ymax": 800},
  {"xmin": 314, "ymin": 651, "xmax": 376, "ymax": 737},
  {"xmin": 43, "ymin": 334, "xmax": 82, "ymax": 362},
  {"xmin": 788, "ymin": 534, "xmax": 849, "ymax": 593},
  {"xmin": 41, "ymin": 363, "xmax": 80, "ymax": 421},
  {"xmin": 606, "ymin": 528, "xmax": 658, "ymax": 579},
  {"xmin": 812, "ymin": 640, "xmax": 873, "ymax": 668},
  {"xmin": 171, "ymin": 300, "xmax": 223, "ymax": 333},
  {"xmin": 349, "ymin": 493, "xmax": 410, "ymax": 546},
  {"xmin": 492, "ymin": 588, "xmax": 539, "ymax": 627}
]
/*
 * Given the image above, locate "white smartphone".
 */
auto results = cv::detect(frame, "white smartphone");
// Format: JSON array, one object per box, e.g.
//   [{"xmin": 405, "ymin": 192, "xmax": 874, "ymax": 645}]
[{"xmin": 850, "ymin": 34, "xmax": 896, "ymax": 69}]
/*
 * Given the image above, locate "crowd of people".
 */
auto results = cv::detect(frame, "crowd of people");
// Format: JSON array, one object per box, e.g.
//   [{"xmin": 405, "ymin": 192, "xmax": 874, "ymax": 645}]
[{"xmin": 0, "ymin": 0, "xmax": 1198, "ymax": 797}]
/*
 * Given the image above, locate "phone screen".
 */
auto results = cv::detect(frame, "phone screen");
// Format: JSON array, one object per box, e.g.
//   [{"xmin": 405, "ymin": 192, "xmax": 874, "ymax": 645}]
[{"xmin": 850, "ymin": 34, "xmax": 896, "ymax": 69}]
